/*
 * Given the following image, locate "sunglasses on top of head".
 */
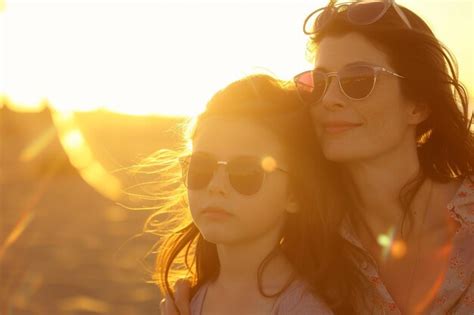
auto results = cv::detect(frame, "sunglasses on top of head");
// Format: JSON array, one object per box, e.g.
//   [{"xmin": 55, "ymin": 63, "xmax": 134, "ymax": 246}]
[
  {"xmin": 293, "ymin": 64, "xmax": 405, "ymax": 106},
  {"xmin": 303, "ymin": 0, "xmax": 412, "ymax": 35},
  {"xmin": 180, "ymin": 153, "xmax": 288, "ymax": 196}
]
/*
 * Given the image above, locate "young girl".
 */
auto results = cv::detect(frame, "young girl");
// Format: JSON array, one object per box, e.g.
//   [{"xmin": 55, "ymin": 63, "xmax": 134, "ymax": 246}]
[{"xmin": 148, "ymin": 75, "xmax": 334, "ymax": 314}]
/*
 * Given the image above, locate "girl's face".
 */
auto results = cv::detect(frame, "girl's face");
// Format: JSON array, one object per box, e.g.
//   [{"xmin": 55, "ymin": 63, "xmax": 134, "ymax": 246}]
[
  {"xmin": 188, "ymin": 118, "xmax": 294, "ymax": 247},
  {"xmin": 311, "ymin": 32, "xmax": 421, "ymax": 163}
]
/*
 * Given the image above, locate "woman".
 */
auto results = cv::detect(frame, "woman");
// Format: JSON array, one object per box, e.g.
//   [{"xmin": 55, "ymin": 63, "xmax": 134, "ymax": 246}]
[
  {"xmin": 293, "ymin": 0, "xmax": 474, "ymax": 313},
  {"xmin": 163, "ymin": 1, "xmax": 474, "ymax": 313}
]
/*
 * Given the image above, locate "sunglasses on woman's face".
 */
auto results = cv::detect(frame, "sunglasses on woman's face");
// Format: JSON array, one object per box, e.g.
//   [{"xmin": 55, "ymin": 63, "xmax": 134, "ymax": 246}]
[
  {"xmin": 180, "ymin": 153, "xmax": 287, "ymax": 196},
  {"xmin": 293, "ymin": 64, "xmax": 405, "ymax": 105},
  {"xmin": 303, "ymin": 0, "xmax": 412, "ymax": 35}
]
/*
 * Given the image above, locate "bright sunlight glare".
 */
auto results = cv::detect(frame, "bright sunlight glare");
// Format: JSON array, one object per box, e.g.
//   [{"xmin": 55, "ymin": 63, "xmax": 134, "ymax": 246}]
[
  {"xmin": 1, "ymin": 0, "xmax": 471, "ymax": 117},
  {"xmin": 0, "ymin": 0, "xmax": 323, "ymax": 116}
]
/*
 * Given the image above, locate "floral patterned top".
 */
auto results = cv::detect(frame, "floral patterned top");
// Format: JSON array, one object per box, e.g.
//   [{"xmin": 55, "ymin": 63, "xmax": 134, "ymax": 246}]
[{"xmin": 340, "ymin": 177, "xmax": 474, "ymax": 314}]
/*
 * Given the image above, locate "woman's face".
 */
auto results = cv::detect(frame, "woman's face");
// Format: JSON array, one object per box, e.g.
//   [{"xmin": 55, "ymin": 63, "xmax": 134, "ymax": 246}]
[
  {"xmin": 311, "ymin": 32, "xmax": 419, "ymax": 163},
  {"xmin": 188, "ymin": 118, "xmax": 293, "ymax": 247}
]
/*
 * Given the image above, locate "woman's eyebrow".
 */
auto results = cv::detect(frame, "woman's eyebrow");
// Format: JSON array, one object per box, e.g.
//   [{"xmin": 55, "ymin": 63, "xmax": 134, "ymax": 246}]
[
  {"xmin": 314, "ymin": 61, "xmax": 375, "ymax": 72},
  {"xmin": 313, "ymin": 65, "xmax": 329, "ymax": 72},
  {"xmin": 347, "ymin": 61, "xmax": 374, "ymax": 67}
]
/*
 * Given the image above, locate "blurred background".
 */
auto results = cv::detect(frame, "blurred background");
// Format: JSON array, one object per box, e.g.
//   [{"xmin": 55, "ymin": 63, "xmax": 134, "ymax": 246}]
[{"xmin": 0, "ymin": 0, "xmax": 472, "ymax": 314}]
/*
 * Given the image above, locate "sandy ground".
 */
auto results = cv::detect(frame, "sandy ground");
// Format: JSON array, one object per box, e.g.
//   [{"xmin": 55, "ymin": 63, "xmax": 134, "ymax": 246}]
[{"xmin": 1, "ymin": 106, "xmax": 184, "ymax": 314}]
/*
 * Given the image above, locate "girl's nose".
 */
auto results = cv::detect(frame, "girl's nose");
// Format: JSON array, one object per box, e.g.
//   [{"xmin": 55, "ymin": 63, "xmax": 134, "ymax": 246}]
[{"xmin": 207, "ymin": 166, "xmax": 230, "ymax": 196}]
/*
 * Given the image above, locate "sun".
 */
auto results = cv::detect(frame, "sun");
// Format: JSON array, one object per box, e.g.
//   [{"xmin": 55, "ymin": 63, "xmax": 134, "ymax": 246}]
[
  {"xmin": 1, "ymin": 1, "xmax": 318, "ymax": 117},
  {"xmin": 2, "ymin": 1, "xmax": 471, "ymax": 116}
]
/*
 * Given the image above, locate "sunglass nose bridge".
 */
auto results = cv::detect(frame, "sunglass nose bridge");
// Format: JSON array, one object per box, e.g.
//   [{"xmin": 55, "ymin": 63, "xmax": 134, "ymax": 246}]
[
  {"xmin": 324, "ymin": 73, "xmax": 343, "ymax": 98},
  {"xmin": 326, "ymin": 72, "xmax": 339, "ymax": 85},
  {"xmin": 207, "ymin": 163, "xmax": 231, "ymax": 194}
]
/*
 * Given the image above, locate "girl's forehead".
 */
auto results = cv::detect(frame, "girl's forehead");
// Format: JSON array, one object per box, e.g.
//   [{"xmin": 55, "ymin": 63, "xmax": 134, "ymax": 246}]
[
  {"xmin": 192, "ymin": 118, "xmax": 286, "ymax": 160},
  {"xmin": 315, "ymin": 32, "xmax": 391, "ymax": 70}
]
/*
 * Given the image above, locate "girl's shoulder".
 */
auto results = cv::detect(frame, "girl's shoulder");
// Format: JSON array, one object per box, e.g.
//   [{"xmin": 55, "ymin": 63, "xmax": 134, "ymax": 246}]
[
  {"xmin": 190, "ymin": 283, "xmax": 210, "ymax": 315},
  {"xmin": 272, "ymin": 279, "xmax": 333, "ymax": 315}
]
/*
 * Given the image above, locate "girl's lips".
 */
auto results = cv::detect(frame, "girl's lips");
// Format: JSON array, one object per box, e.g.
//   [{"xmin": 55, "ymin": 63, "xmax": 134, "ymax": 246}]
[{"xmin": 201, "ymin": 206, "xmax": 233, "ymax": 220}]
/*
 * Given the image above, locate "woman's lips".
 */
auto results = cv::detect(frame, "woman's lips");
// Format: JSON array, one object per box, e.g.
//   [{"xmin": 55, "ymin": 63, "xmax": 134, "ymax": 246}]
[
  {"xmin": 201, "ymin": 206, "xmax": 233, "ymax": 220},
  {"xmin": 322, "ymin": 121, "xmax": 362, "ymax": 134}
]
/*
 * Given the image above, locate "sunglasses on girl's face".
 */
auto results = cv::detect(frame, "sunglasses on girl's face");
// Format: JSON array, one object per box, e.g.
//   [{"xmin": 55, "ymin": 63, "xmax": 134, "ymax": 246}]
[
  {"xmin": 180, "ymin": 153, "xmax": 287, "ymax": 196},
  {"xmin": 303, "ymin": 0, "xmax": 412, "ymax": 35},
  {"xmin": 293, "ymin": 64, "xmax": 405, "ymax": 105}
]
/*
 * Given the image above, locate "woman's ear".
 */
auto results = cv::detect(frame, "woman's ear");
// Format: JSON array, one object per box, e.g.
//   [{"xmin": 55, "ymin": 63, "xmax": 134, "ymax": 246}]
[
  {"xmin": 407, "ymin": 101, "xmax": 431, "ymax": 125},
  {"xmin": 285, "ymin": 193, "xmax": 299, "ymax": 214}
]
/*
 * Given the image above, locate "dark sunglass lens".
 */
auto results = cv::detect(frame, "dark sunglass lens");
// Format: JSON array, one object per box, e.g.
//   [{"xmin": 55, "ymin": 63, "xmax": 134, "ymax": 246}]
[
  {"xmin": 186, "ymin": 155, "xmax": 215, "ymax": 190},
  {"xmin": 347, "ymin": 1, "xmax": 387, "ymax": 25},
  {"xmin": 304, "ymin": 7, "xmax": 333, "ymax": 34},
  {"xmin": 228, "ymin": 157, "xmax": 264, "ymax": 195},
  {"xmin": 340, "ymin": 66, "xmax": 376, "ymax": 99},
  {"xmin": 315, "ymin": 7, "xmax": 334, "ymax": 31},
  {"xmin": 296, "ymin": 72, "xmax": 326, "ymax": 105}
]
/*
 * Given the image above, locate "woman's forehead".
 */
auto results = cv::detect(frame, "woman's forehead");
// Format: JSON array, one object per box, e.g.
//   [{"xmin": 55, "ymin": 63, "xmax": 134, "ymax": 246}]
[{"xmin": 314, "ymin": 32, "xmax": 391, "ymax": 71}]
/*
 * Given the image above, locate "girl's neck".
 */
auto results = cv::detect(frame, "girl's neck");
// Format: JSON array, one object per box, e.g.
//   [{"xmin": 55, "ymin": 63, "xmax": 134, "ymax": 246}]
[{"xmin": 214, "ymin": 237, "xmax": 293, "ymax": 293}]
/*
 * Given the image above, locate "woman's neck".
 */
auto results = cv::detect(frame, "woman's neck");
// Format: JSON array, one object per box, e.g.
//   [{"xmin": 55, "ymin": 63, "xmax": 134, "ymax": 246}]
[{"xmin": 344, "ymin": 141, "xmax": 422, "ymax": 232}]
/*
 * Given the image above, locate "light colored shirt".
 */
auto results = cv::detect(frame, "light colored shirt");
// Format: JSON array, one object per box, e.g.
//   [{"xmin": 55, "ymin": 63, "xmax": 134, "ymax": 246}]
[
  {"xmin": 190, "ymin": 279, "xmax": 333, "ymax": 315},
  {"xmin": 340, "ymin": 177, "xmax": 474, "ymax": 314}
]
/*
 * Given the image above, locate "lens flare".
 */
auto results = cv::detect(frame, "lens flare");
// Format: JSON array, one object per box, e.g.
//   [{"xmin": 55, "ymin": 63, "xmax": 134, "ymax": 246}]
[
  {"xmin": 261, "ymin": 156, "xmax": 277, "ymax": 172},
  {"xmin": 377, "ymin": 226, "xmax": 396, "ymax": 261},
  {"xmin": 390, "ymin": 240, "xmax": 407, "ymax": 259},
  {"xmin": 19, "ymin": 126, "xmax": 56, "ymax": 162},
  {"xmin": 62, "ymin": 130, "xmax": 85, "ymax": 149},
  {"xmin": 377, "ymin": 234, "xmax": 391, "ymax": 248},
  {"xmin": 53, "ymin": 112, "xmax": 122, "ymax": 200}
]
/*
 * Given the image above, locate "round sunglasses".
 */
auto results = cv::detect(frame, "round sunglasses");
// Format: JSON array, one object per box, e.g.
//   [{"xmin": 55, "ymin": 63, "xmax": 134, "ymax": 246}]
[
  {"xmin": 303, "ymin": 0, "xmax": 412, "ymax": 35},
  {"xmin": 180, "ymin": 153, "xmax": 287, "ymax": 196},
  {"xmin": 293, "ymin": 64, "xmax": 405, "ymax": 105}
]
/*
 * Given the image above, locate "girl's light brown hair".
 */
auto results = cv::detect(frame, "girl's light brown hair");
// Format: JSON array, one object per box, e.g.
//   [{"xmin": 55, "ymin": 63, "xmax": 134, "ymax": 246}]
[{"xmin": 140, "ymin": 74, "xmax": 362, "ymax": 313}]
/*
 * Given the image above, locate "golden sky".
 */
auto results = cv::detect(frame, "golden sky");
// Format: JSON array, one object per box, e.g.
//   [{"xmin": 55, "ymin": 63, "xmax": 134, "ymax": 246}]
[{"xmin": 0, "ymin": 0, "xmax": 472, "ymax": 116}]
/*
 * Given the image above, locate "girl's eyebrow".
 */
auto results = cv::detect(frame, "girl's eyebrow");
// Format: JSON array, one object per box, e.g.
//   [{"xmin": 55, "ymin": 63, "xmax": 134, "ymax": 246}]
[{"xmin": 192, "ymin": 151, "xmax": 214, "ymax": 158}]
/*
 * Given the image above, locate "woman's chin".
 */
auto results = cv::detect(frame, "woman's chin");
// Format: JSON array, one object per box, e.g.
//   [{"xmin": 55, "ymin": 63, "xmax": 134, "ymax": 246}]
[{"xmin": 322, "ymin": 147, "xmax": 360, "ymax": 163}]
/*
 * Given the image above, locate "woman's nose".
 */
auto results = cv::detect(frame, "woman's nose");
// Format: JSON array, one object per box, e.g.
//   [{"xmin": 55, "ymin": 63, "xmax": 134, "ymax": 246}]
[{"xmin": 320, "ymin": 76, "xmax": 346, "ymax": 111}]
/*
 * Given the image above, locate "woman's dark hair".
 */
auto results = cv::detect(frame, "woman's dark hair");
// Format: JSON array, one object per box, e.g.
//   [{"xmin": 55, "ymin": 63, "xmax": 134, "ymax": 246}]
[{"xmin": 305, "ymin": 1, "xmax": 474, "ymax": 311}]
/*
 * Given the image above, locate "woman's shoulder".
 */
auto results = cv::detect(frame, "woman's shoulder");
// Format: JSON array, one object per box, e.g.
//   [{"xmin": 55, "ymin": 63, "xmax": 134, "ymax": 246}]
[
  {"xmin": 447, "ymin": 176, "xmax": 474, "ymax": 224},
  {"xmin": 273, "ymin": 279, "xmax": 333, "ymax": 315}
]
